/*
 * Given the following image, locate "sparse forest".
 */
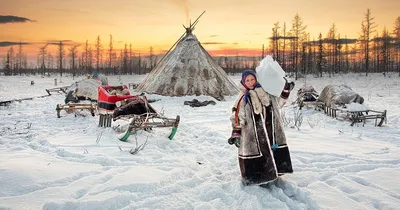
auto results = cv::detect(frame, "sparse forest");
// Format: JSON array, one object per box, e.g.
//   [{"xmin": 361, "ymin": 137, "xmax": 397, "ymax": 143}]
[
  {"xmin": 1, "ymin": 9, "xmax": 400, "ymax": 79},
  {"xmin": 269, "ymin": 10, "xmax": 400, "ymax": 79}
]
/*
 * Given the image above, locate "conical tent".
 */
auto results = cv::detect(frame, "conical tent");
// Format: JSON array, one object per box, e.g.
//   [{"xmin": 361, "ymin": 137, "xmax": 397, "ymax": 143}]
[{"xmin": 136, "ymin": 15, "xmax": 239, "ymax": 101}]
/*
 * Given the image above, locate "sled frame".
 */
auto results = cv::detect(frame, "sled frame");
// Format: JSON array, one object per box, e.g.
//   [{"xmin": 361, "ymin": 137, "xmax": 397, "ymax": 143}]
[
  {"xmin": 46, "ymin": 86, "xmax": 69, "ymax": 95},
  {"xmin": 56, "ymin": 103, "xmax": 96, "ymax": 118},
  {"xmin": 317, "ymin": 103, "xmax": 387, "ymax": 127},
  {"xmin": 296, "ymin": 88, "xmax": 319, "ymax": 110}
]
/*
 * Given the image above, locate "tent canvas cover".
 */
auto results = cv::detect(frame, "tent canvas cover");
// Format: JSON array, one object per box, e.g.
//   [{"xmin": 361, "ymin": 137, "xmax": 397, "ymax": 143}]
[
  {"xmin": 318, "ymin": 85, "xmax": 365, "ymax": 108},
  {"xmin": 136, "ymin": 14, "xmax": 239, "ymax": 101}
]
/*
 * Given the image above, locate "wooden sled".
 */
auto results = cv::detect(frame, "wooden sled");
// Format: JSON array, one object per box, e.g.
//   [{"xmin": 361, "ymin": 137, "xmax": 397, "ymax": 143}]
[
  {"xmin": 56, "ymin": 103, "xmax": 96, "ymax": 118},
  {"xmin": 318, "ymin": 103, "xmax": 387, "ymax": 127},
  {"xmin": 296, "ymin": 86, "xmax": 319, "ymax": 110}
]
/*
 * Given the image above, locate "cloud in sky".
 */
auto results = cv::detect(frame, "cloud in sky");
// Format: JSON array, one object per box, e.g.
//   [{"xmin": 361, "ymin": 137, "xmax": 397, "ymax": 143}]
[
  {"xmin": 0, "ymin": 40, "xmax": 81, "ymax": 49},
  {"xmin": 0, "ymin": 41, "xmax": 31, "ymax": 47},
  {"xmin": 202, "ymin": 42, "xmax": 228, "ymax": 45},
  {"xmin": 45, "ymin": 40, "xmax": 75, "ymax": 45},
  {"xmin": 0, "ymin": 15, "xmax": 35, "ymax": 24},
  {"xmin": 305, "ymin": 38, "xmax": 358, "ymax": 45}
]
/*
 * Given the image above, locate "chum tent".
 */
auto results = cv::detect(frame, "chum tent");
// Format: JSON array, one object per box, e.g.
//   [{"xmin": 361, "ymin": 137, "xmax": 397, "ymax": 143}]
[{"xmin": 136, "ymin": 12, "xmax": 239, "ymax": 101}]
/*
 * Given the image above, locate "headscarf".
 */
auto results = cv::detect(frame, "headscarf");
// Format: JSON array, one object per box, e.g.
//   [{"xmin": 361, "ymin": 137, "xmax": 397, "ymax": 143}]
[{"xmin": 240, "ymin": 70, "xmax": 261, "ymax": 104}]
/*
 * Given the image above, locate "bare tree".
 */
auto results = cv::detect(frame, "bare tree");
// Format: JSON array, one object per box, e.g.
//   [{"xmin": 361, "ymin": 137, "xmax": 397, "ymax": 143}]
[
  {"xmin": 149, "ymin": 46, "xmax": 154, "ymax": 69},
  {"xmin": 95, "ymin": 35, "xmax": 102, "ymax": 71},
  {"xmin": 326, "ymin": 23, "xmax": 338, "ymax": 77},
  {"xmin": 38, "ymin": 43, "xmax": 49, "ymax": 75},
  {"xmin": 359, "ymin": 9, "xmax": 377, "ymax": 76},
  {"xmin": 16, "ymin": 42, "xmax": 24, "ymax": 74},
  {"xmin": 290, "ymin": 13, "xmax": 307, "ymax": 79},
  {"xmin": 108, "ymin": 34, "xmax": 114, "ymax": 72},
  {"xmin": 69, "ymin": 44, "xmax": 80, "ymax": 78},
  {"xmin": 84, "ymin": 40, "xmax": 91, "ymax": 74},
  {"xmin": 57, "ymin": 41, "xmax": 65, "ymax": 77},
  {"xmin": 317, "ymin": 33, "xmax": 324, "ymax": 77},
  {"xmin": 270, "ymin": 22, "xmax": 280, "ymax": 61},
  {"xmin": 372, "ymin": 32, "xmax": 380, "ymax": 72},
  {"xmin": 335, "ymin": 33, "xmax": 342, "ymax": 74},
  {"xmin": 138, "ymin": 53, "xmax": 142, "ymax": 74},
  {"xmin": 281, "ymin": 22, "xmax": 288, "ymax": 70},
  {"xmin": 344, "ymin": 36, "xmax": 350, "ymax": 73},
  {"xmin": 47, "ymin": 52, "xmax": 53, "ymax": 70},
  {"xmin": 380, "ymin": 27, "xmax": 391, "ymax": 74},
  {"xmin": 5, "ymin": 52, "xmax": 11, "ymax": 75},
  {"xmin": 393, "ymin": 16, "xmax": 400, "ymax": 75},
  {"xmin": 129, "ymin": 43, "xmax": 134, "ymax": 74}
]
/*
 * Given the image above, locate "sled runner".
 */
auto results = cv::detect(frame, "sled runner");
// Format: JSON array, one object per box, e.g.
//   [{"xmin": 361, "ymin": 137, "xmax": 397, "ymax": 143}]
[{"xmin": 112, "ymin": 96, "xmax": 180, "ymax": 141}]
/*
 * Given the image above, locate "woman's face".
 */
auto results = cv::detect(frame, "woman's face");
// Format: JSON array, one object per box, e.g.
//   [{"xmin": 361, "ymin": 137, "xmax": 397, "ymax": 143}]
[{"xmin": 244, "ymin": 74, "xmax": 256, "ymax": 89}]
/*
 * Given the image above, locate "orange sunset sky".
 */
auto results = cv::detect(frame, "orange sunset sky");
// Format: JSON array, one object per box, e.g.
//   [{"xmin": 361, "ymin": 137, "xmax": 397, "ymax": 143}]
[{"xmin": 1, "ymin": 0, "xmax": 399, "ymax": 63}]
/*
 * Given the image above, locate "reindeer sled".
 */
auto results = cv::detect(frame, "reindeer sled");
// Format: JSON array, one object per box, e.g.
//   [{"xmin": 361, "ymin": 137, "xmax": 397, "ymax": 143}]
[
  {"xmin": 97, "ymin": 85, "xmax": 180, "ymax": 141},
  {"xmin": 316, "ymin": 85, "xmax": 387, "ymax": 127},
  {"xmin": 56, "ymin": 79, "xmax": 99, "ymax": 118},
  {"xmin": 296, "ymin": 85, "xmax": 319, "ymax": 110}
]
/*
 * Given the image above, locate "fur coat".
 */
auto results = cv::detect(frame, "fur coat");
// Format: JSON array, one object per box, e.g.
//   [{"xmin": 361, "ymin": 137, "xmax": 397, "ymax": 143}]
[{"xmin": 230, "ymin": 84, "xmax": 287, "ymax": 160}]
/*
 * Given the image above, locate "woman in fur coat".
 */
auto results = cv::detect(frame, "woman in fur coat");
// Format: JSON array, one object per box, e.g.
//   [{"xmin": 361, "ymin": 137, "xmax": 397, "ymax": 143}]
[{"xmin": 228, "ymin": 69, "xmax": 294, "ymax": 185}]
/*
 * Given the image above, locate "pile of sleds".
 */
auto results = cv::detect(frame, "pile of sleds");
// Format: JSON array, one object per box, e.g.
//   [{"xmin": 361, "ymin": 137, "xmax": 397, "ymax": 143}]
[
  {"xmin": 296, "ymin": 84, "xmax": 387, "ymax": 127},
  {"xmin": 55, "ymin": 75, "xmax": 180, "ymax": 141}
]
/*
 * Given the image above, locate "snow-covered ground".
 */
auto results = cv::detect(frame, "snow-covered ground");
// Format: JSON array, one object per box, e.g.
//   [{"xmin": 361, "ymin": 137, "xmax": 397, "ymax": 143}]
[{"xmin": 0, "ymin": 73, "xmax": 399, "ymax": 210}]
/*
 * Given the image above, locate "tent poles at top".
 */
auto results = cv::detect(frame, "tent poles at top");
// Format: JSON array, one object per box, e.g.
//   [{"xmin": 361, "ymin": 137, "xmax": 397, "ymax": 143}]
[{"xmin": 155, "ymin": 10, "xmax": 206, "ymax": 67}]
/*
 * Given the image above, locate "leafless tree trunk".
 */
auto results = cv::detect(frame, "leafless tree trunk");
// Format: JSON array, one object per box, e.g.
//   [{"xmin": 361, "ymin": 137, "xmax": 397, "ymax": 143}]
[
  {"xmin": 317, "ymin": 33, "xmax": 324, "ymax": 77},
  {"xmin": 38, "ymin": 43, "xmax": 49, "ymax": 76},
  {"xmin": 5, "ymin": 53, "xmax": 11, "ymax": 75},
  {"xmin": 108, "ymin": 34, "xmax": 114, "ymax": 73},
  {"xmin": 84, "ymin": 40, "xmax": 90, "ymax": 74},
  {"xmin": 47, "ymin": 52, "xmax": 53, "ymax": 71},
  {"xmin": 282, "ymin": 22, "xmax": 287, "ymax": 70},
  {"xmin": 271, "ymin": 22, "xmax": 280, "ymax": 61},
  {"xmin": 16, "ymin": 42, "xmax": 24, "ymax": 75},
  {"xmin": 57, "ymin": 41, "xmax": 65, "ymax": 77},
  {"xmin": 261, "ymin": 44, "xmax": 265, "ymax": 59},
  {"xmin": 393, "ymin": 16, "xmax": 400, "ymax": 76},
  {"xmin": 69, "ymin": 44, "xmax": 80, "ymax": 78},
  {"xmin": 336, "ymin": 34, "xmax": 342, "ymax": 74},
  {"xmin": 380, "ymin": 27, "xmax": 391, "ymax": 74},
  {"xmin": 290, "ymin": 14, "xmax": 307, "ymax": 80},
  {"xmin": 149, "ymin": 46, "xmax": 154, "ymax": 70},
  {"xmin": 360, "ymin": 9, "xmax": 377, "ymax": 76},
  {"xmin": 95, "ymin": 35, "xmax": 102, "ymax": 72}
]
